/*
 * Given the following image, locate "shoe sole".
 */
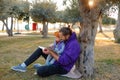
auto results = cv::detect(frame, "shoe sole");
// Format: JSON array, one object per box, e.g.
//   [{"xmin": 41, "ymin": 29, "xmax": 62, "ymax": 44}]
[{"xmin": 11, "ymin": 67, "xmax": 26, "ymax": 72}]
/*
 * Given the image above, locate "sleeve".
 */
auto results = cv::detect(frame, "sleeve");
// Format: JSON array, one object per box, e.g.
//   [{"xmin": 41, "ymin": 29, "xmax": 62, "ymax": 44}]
[
  {"xmin": 56, "ymin": 43, "xmax": 65, "ymax": 54},
  {"xmin": 52, "ymin": 41, "xmax": 56, "ymax": 49},
  {"xmin": 58, "ymin": 43, "xmax": 80, "ymax": 66}
]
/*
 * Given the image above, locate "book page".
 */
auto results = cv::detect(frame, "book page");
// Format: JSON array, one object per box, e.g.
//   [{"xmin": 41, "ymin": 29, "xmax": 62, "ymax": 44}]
[{"xmin": 38, "ymin": 46, "xmax": 45, "ymax": 50}]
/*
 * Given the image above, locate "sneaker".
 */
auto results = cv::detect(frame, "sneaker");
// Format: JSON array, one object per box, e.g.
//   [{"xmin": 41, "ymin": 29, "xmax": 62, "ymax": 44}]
[
  {"xmin": 11, "ymin": 64, "xmax": 26, "ymax": 72},
  {"xmin": 33, "ymin": 63, "xmax": 42, "ymax": 70}
]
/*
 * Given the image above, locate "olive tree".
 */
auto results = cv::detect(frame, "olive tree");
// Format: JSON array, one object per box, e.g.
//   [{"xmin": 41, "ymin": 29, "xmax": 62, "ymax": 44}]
[
  {"xmin": 76, "ymin": 0, "xmax": 120, "ymax": 79},
  {"xmin": 0, "ymin": 0, "xmax": 29, "ymax": 36},
  {"xmin": 30, "ymin": 1, "xmax": 56, "ymax": 38}
]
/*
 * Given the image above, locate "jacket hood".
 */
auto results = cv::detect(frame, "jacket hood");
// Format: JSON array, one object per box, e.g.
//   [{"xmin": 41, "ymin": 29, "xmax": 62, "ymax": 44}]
[{"xmin": 67, "ymin": 32, "xmax": 77, "ymax": 42}]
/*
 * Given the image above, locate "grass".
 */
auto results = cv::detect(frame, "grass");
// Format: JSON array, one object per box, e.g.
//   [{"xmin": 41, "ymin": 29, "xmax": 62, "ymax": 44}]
[
  {"xmin": 0, "ymin": 36, "xmax": 74, "ymax": 80},
  {"xmin": 94, "ymin": 32, "xmax": 120, "ymax": 80},
  {"xmin": 0, "ymin": 32, "xmax": 120, "ymax": 80}
]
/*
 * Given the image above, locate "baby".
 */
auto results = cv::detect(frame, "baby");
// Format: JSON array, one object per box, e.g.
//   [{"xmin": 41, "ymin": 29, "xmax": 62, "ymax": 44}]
[{"xmin": 45, "ymin": 31, "xmax": 65, "ymax": 65}]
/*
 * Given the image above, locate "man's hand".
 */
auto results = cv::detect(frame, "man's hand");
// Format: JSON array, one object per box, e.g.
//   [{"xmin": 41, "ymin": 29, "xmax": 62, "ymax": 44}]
[{"xmin": 43, "ymin": 48, "xmax": 59, "ymax": 61}]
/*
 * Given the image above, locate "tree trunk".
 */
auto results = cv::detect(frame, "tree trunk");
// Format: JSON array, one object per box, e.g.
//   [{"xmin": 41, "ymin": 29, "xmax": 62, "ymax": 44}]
[
  {"xmin": 2, "ymin": 23, "xmax": 5, "ymax": 31},
  {"xmin": 71, "ymin": 22, "xmax": 76, "ymax": 28},
  {"xmin": 2, "ymin": 18, "xmax": 13, "ymax": 37},
  {"xmin": 42, "ymin": 21, "xmax": 48, "ymax": 38},
  {"xmin": 10, "ymin": 17, "xmax": 13, "ymax": 36},
  {"xmin": 76, "ymin": 0, "xmax": 101, "ymax": 79},
  {"xmin": 98, "ymin": 15, "xmax": 103, "ymax": 33},
  {"xmin": 7, "ymin": 29, "xmax": 13, "ymax": 36},
  {"xmin": 17, "ymin": 19, "xmax": 20, "ymax": 33},
  {"xmin": 113, "ymin": 6, "xmax": 120, "ymax": 43}
]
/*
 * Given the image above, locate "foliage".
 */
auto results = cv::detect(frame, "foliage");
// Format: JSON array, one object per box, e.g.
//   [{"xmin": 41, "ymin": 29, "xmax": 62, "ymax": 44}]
[
  {"xmin": 102, "ymin": 15, "xmax": 116, "ymax": 25},
  {"xmin": 0, "ymin": 0, "xmax": 29, "ymax": 21},
  {"xmin": 55, "ymin": 11, "xmax": 65, "ymax": 22},
  {"xmin": 9, "ymin": 0, "xmax": 30, "ymax": 21},
  {"xmin": 0, "ymin": 0, "xmax": 11, "ymax": 20},
  {"xmin": 61, "ymin": 0, "xmax": 82, "ymax": 23},
  {"xmin": 30, "ymin": 1, "xmax": 57, "ymax": 23},
  {"xmin": 117, "ymin": 38, "xmax": 120, "ymax": 43},
  {"xmin": 65, "ymin": 0, "xmax": 82, "ymax": 23},
  {"xmin": 0, "ymin": 0, "xmax": 30, "ymax": 36}
]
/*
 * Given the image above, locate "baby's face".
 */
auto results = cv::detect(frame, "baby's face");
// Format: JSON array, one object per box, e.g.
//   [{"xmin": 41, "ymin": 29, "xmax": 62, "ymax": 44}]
[{"xmin": 55, "ymin": 37, "xmax": 60, "ymax": 42}]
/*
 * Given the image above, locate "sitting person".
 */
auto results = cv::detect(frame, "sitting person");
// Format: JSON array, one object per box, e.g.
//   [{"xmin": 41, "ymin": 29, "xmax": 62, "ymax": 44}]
[
  {"xmin": 33, "ymin": 31, "xmax": 65, "ymax": 68},
  {"xmin": 11, "ymin": 27, "xmax": 81, "ymax": 77},
  {"xmin": 45, "ymin": 31, "xmax": 65, "ymax": 65}
]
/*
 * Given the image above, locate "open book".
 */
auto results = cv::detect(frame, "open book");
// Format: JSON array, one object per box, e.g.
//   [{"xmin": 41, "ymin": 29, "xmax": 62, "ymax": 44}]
[{"xmin": 38, "ymin": 46, "xmax": 45, "ymax": 50}]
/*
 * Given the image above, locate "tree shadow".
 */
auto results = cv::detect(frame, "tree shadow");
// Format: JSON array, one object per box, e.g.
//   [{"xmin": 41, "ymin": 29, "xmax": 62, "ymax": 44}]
[{"xmin": 101, "ymin": 32, "xmax": 113, "ymax": 40}]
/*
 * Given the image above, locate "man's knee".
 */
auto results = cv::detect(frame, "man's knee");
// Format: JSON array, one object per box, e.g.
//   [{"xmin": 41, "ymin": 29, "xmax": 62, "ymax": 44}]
[
  {"xmin": 37, "ymin": 66, "xmax": 48, "ymax": 77},
  {"xmin": 37, "ymin": 70, "xmax": 44, "ymax": 77}
]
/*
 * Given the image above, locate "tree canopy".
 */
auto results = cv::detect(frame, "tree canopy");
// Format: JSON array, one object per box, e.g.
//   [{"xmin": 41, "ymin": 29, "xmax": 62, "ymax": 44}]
[
  {"xmin": 0, "ymin": 0, "xmax": 30, "ymax": 36},
  {"xmin": 30, "ymin": 1, "xmax": 57, "ymax": 23}
]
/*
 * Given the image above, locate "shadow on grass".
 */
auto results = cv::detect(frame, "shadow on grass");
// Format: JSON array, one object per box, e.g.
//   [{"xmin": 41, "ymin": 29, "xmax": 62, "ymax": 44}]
[
  {"xmin": 0, "ymin": 68, "xmax": 75, "ymax": 80},
  {"xmin": 101, "ymin": 32, "xmax": 112, "ymax": 39}
]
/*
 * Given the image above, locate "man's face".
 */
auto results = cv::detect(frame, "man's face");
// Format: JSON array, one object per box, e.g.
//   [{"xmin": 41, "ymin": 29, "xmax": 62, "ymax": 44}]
[{"xmin": 59, "ymin": 32, "xmax": 69, "ymax": 41}]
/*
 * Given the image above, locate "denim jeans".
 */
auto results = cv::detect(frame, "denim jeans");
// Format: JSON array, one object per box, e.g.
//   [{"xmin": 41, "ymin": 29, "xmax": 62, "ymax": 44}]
[{"xmin": 24, "ymin": 48, "xmax": 68, "ymax": 77}]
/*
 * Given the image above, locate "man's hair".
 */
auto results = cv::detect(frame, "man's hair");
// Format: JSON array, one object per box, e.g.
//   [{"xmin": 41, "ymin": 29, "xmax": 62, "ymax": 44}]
[{"xmin": 59, "ymin": 27, "xmax": 72, "ymax": 36}]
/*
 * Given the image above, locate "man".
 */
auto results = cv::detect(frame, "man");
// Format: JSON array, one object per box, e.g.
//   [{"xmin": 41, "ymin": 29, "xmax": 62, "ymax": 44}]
[{"xmin": 11, "ymin": 27, "xmax": 81, "ymax": 77}]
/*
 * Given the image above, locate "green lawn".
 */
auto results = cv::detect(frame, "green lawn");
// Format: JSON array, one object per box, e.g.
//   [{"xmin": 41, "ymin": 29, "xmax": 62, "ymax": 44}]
[{"xmin": 0, "ymin": 32, "xmax": 120, "ymax": 80}]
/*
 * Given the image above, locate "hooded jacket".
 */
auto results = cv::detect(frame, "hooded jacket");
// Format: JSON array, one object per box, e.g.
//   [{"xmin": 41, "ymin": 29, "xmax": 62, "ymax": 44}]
[{"xmin": 54, "ymin": 32, "xmax": 81, "ymax": 72}]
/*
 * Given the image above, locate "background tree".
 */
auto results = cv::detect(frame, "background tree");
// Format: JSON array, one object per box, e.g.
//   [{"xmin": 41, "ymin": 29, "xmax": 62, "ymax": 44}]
[
  {"xmin": 98, "ymin": 14, "xmax": 103, "ymax": 32},
  {"xmin": 0, "ymin": 0, "xmax": 29, "ymax": 36},
  {"xmin": 102, "ymin": 15, "xmax": 116, "ymax": 25},
  {"xmin": 0, "ymin": 0, "xmax": 14, "ymax": 36},
  {"xmin": 10, "ymin": 0, "xmax": 30, "ymax": 33},
  {"xmin": 30, "ymin": 1, "xmax": 56, "ymax": 38},
  {"xmin": 113, "ymin": 5, "xmax": 120, "ymax": 43},
  {"xmin": 63, "ymin": 0, "xmax": 82, "ymax": 27}
]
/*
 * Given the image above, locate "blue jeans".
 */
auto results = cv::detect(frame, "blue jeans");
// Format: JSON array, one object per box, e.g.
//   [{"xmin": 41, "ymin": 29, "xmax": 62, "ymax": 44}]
[{"xmin": 24, "ymin": 48, "xmax": 68, "ymax": 77}]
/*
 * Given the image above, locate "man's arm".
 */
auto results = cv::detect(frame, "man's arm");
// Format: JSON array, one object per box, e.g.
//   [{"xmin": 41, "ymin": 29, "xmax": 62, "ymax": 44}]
[
  {"xmin": 49, "ymin": 50, "xmax": 59, "ymax": 61},
  {"xmin": 43, "ymin": 48, "xmax": 59, "ymax": 61}
]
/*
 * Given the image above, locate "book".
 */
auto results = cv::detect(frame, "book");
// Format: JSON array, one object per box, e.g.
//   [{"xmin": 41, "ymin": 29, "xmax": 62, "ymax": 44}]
[{"xmin": 38, "ymin": 46, "xmax": 45, "ymax": 50}]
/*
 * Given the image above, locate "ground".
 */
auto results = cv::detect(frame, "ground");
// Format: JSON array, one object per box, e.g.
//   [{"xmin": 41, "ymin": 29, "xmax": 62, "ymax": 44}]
[{"xmin": 0, "ymin": 31, "xmax": 120, "ymax": 80}]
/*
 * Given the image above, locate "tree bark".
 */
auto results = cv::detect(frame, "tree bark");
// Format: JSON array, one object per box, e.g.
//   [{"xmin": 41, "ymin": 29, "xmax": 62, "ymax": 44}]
[
  {"xmin": 2, "ymin": 23, "xmax": 5, "ymax": 31},
  {"xmin": 2, "ymin": 18, "xmax": 13, "ymax": 37},
  {"xmin": 10, "ymin": 17, "xmax": 13, "ymax": 36},
  {"xmin": 113, "ymin": 6, "xmax": 120, "ymax": 43},
  {"xmin": 98, "ymin": 15, "xmax": 103, "ymax": 33},
  {"xmin": 17, "ymin": 19, "xmax": 20, "ymax": 33},
  {"xmin": 42, "ymin": 21, "xmax": 48, "ymax": 38},
  {"xmin": 76, "ymin": 0, "xmax": 101, "ymax": 79}
]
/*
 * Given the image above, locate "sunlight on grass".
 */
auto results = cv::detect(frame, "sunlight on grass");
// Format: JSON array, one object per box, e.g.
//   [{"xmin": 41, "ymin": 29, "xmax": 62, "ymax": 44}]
[{"xmin": 95, "ymin": 40, "xmax": 120, "ymax": 63}]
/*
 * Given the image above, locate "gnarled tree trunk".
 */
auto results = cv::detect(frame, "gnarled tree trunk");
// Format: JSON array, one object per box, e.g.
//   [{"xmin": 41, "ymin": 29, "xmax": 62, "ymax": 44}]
[
  {"xmin": 98, "ymin": 15, "xmax": 103, "ymax": 33},
  {"xmin": 42, "ymin": 21, "xmax": 48, "ymax": 38},
  {"xmin": 2, "ymin": 23, "xmax": 5, "ymax": 31},
  {"xmin": 113, "ymin": 6, "xmax": 120, "ymax": 43},
  {"xmin": 2, "ymin": 17, "xmax": 13, "ymax": 37},
  {"xmin": 76, "ymin": 0, "xmax": 101, "ymax": 79}
]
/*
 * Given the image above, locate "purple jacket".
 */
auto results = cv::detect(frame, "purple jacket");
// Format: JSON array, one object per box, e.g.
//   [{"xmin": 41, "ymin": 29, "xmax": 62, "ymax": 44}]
[{"xmin": 54, "ymin": 32, "xmax": 81, "ymax": 72}]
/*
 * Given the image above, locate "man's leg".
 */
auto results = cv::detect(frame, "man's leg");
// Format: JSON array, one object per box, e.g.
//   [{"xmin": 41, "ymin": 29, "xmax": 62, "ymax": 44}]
[
  {"xmin": 11, "ymin": 48, "xmax": 48, "ymax": 72},
  {"xmin": 24, "ymin": 48, "xmax": 48, "ymax": 66},
  {"xmin": 37, "ymin": 64, "xmax": 68, "ymax": 77}
]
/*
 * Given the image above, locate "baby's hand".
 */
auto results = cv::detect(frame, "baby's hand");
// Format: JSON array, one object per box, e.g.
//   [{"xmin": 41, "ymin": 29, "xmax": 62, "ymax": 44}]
[
  {"xmin": 43, "ymin": 48, "xmax": 50, "ymax": 54},
  {"xmin": 44, "ymin": 48, "xmax": 48, "ymax": 51}
]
